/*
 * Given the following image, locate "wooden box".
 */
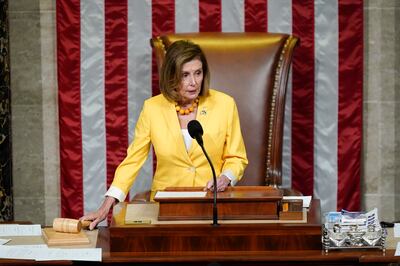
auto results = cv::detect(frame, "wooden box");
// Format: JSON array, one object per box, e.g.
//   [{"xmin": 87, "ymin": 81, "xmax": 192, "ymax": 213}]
[{"xmin": 154, "ymin": 186, "xmax": 283, "ymax": 221}]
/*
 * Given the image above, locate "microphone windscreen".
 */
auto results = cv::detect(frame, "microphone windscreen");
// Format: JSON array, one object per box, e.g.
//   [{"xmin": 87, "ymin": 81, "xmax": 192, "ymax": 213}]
[{"xmin": 188, "ymin": 120, "xmax": 203, "ymax": 139}]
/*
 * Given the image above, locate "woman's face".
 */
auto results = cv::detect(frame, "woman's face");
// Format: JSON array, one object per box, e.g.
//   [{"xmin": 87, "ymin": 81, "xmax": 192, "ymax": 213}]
[{"xmin": 177, "ymin": 58, "xmax": 203, "ymax": 105}]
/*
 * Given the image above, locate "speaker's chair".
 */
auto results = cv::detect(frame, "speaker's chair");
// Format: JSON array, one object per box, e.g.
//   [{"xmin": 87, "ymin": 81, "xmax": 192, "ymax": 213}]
[{"xmin": 151, "ymin": 32, "xmax": 298, "ymax": 188}]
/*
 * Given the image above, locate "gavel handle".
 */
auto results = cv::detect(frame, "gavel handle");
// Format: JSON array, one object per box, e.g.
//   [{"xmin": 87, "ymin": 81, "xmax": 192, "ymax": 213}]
[{"xmin": 81, "ymin": 220, "xmax": 91, "ymax": 229}]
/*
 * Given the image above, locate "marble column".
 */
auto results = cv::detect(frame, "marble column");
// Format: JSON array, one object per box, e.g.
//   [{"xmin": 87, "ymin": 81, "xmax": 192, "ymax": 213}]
[
  {"xmin": 363, "ymin": 0, "xmax": 400, "ymax": 222},
  {"xmin": 395, "ymin": 2, "xmax": 400, "ymax": 220},
  {"xmin": 9, "ymin": 0, "xmax": 45, "ymax": 224}
]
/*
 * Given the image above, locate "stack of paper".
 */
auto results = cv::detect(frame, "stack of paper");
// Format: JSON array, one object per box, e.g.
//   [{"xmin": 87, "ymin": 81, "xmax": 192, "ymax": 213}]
[{"xmin": 0, "ymin": 224, "xmax": 101, "ymax": 262}]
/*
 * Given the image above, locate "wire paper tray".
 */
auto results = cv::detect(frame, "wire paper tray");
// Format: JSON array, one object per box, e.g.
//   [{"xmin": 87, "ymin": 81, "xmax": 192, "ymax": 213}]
[{"xmin": 322, "ymin": 223, "xmax": 387, "ymax": 253}]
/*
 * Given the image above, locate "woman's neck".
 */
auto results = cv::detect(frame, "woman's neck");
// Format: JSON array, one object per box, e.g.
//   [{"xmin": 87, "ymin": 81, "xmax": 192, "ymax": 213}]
[{"xmin": 178, "ymin": 99, "xmax": 194, "ymax": 107}]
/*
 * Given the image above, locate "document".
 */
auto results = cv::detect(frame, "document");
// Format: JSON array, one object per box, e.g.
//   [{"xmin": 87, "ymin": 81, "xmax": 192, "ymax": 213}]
[
  {"xmin": 0, "ymin": 239, "xmax": 10, "ymax": 245},
  {"xmin": 395, "ymin": 223, "xmax": 400, "ymax": 238},
  {"xmin": 0, "ymin": 245, "xmax": 102, "ymax": 261},
  {"xmin": 0, "ymin": 245, "xmax": 39, "ymax": 260},
  {"xmin": 154, "ymin": 191, "xmax": 207, "ymax": 199},
  {"xmin": 0, "ymin": 224, "xmax": 42, "ymax": 236},
  {"xmin": 35, "ymin": 248, "xmax": 102, "ymax": 261},
  {"xmin": 395, "ymin": 242, "xmax": 400, "ymax": 256},
  {"xmin": 282, "ymin": 196, "xmax": 312, "ymax": 208},
  {"xmin": 125, "ymin": 203, "xmax": 158, "ymax": 224}
]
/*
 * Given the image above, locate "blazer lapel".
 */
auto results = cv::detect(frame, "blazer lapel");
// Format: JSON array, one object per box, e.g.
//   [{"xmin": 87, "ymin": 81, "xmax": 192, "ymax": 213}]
[
  {"xmin": 188, "ymin": 94, "xmax": 212, "ymax": 156},
  {"xmin": 161, "ymin": 98, "xmax": 193, "ymax": 163}
]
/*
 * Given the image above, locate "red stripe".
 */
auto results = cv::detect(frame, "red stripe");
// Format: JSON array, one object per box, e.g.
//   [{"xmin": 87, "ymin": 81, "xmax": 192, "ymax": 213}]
[
  {"xmin": 244, "ymin": 0, "xmax": 267, "ymax": 32},
  {"xmin": 104, "ymin": 0, "xmax": 129, "ymax": 191},
  {"xmin": 291, "ymin": 0, "xmax": 315, "ymax": 196},
  {"xmin": 337, "ymin": 0, "xmax": 363, "ymax": 211},
  {"xmin": 199, "ymin": 0, "xmax": 221, "ymax": 32},
  {"xmin": 56, "ymin": 0, "xmax": 83, "ymax": 219}
]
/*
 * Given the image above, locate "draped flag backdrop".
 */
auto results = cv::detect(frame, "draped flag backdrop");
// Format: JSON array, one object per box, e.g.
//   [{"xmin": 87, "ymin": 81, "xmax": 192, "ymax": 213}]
[{"xmin": 57, "ymin": 0, "xmax": 363, "ymax": 220}]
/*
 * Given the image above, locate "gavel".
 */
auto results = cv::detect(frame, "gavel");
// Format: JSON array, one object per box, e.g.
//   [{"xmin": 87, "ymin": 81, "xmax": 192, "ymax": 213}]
[{"xmin": 52, "ymin": 218, "xmax": 91, "ymax": 233}]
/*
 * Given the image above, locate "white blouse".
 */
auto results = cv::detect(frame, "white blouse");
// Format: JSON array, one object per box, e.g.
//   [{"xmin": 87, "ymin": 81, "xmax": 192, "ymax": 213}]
[{"xmin": 181, "ymin": 129, "xmax": 192, "ymax": 151}]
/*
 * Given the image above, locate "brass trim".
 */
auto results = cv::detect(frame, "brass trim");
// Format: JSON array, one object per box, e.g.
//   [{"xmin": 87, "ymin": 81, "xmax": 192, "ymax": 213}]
[{"xmin": 265, "ymin": 35, "xmax": 293, "ymax": 186}]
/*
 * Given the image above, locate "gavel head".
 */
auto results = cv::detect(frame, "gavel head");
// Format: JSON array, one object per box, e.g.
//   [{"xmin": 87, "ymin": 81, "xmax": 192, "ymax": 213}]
[{"xmin": 53, "ymin": 218, "xmax": 82, "ymax": 233}]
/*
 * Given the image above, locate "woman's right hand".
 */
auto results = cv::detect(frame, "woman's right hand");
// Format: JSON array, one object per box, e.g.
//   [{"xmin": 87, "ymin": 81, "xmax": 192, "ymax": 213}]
[{"xmin": 80, "ymin": 196, "xmax": 116, "ymax": 230}]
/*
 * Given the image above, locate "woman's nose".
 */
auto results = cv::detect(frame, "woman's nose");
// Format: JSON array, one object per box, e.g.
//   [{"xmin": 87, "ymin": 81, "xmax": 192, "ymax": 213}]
[{"xmin": 188, "ymin": 75, "xmax": 196, "ymax": 85}]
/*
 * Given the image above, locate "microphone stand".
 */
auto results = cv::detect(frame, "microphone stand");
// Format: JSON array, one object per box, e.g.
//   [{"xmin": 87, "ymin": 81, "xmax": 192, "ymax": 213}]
[{"xmin": 198, "ymin": 143, "xmax": 218, "ymax": 226}]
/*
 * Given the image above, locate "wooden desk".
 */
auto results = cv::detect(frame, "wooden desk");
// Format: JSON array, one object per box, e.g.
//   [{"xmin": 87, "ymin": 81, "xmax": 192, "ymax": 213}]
[
  {"xmin": 108, "ymin": 198, "xmax": 320, "ymax": 252},
  {"xmin": 97, "ymin": 227, "xmax": 400, "ymax": 266},
  {"xmin": 1, "ymin": 202, "xmax": 400, "ymax": 265},
  {"xmin": 96, "ymin": 199, "xmax": 399, "ymax": 265}
]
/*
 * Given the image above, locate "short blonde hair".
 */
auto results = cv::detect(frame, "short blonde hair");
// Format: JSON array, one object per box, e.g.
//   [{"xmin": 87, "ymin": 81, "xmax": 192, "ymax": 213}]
[{"xmin": 159, "ymin": 40, "xmax": 210, "ymax": 102}]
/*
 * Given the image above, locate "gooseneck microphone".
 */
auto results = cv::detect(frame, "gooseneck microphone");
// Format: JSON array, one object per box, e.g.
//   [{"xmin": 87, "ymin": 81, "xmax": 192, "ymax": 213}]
[
  {"xmin": 187, "ymin": 120, "xmax": 218, "ymax": 226},
  {"xmin": 187, "ymin": 119, "xmax": 204, "ymax": 146}
]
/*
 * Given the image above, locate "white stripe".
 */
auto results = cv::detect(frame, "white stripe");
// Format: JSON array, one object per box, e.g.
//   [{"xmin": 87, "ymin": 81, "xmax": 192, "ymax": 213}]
[
  {"xmin": 127, "ymin": 0, "xmax": 153, "ymax": 199},
  {"xmin": 175, "ymin": 0, "xmax": 199, "ymax": 32},
  {"xmin": 81, "ymin": 0, "xmax": 107, "ymax": 214},
  {"xmin": 222, "ymin": 0, "xmax": 244, "ymax": 32},
  {"xmin": 314, "ymin": 0, "xmax": 338, "ymax": 214},
  {"xmin": 268, "ymin": 0, "xmax": 292, "ymax": 34},
  {"xmin": 281, "ymin": 70, "xmax": 293, "ymax": 189},
  {"xmin": 268, "ymin": 0, "xmax": 292, "ymax": 189}
]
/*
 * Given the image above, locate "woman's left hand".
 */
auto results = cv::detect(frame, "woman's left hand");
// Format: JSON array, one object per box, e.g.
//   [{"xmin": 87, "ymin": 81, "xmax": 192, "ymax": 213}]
[{"xmin": 205, "ymin": 175, "xmax": 231, "ymax": 192}]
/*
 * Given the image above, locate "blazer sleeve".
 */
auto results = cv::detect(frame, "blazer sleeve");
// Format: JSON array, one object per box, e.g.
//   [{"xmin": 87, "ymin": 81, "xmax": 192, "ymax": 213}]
[
  {"xmin": 107, "ymin": 101, "xmax": 152, "ymax": 201},
  {"xmin": 221, "ymin": 99, "xmax": 248, "ymax": 184}
]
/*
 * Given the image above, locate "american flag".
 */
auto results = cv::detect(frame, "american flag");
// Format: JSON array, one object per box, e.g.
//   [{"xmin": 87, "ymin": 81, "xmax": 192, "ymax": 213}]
[{"xmin": 57, "ymin": 0, "xmax": 363, "ymax": 220}]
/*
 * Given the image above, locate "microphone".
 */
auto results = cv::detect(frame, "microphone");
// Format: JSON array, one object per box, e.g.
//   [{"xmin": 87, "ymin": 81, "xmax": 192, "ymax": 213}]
[
  {"xmin": 187, "ymin": 119, "xmax": 203, "ymax": 146},
  {"xmin": 187, "ymin": 120, "xmax": 218, "ymax": 226}
]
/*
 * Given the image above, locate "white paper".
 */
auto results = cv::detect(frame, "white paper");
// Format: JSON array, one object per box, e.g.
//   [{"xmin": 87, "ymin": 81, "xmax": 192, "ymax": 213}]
[
  {"xmin": 0, "ymin": 239, "xmax": 11, "ymax": 245},
  {"xmin": 0, "ymin": 245, "xmax": 102, "ymax": 261},
  {"xmin": 35, "ymin": 248, "xmax": 102, "ymax": 262},
  {"xmin": 0, "ymin": 246, "xmax": 40, "ymax": 260},
  {"xmin": 10, "ymin": 245, "xmax": 48, "ymax": 248},
  {"xmin": 394, "ymin": 223, "xmax": 400, "ymax": 238},
  {"xmin": 282, "ymin": 196, "xmax": 312, "ymax": 208},
  {"xmin": 395, "ymin": 242, "xmax": 400, "ymax": 256},
  {"xmin": 154, "ymin": 191, "xmax": 207, "ymax": 199},
  {"xmin": 365, "ymin": 208, "xmax": 380, "ymax": 226},
  {"xmin": 0, "ymin": 224, "xmax": 42, "ymax": 236}
]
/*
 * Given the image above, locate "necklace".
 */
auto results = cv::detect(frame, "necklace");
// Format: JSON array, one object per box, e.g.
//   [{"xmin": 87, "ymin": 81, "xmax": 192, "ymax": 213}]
[{"xmin": 175, "ymin": 98, "xmax": 199, "ymax": 115}]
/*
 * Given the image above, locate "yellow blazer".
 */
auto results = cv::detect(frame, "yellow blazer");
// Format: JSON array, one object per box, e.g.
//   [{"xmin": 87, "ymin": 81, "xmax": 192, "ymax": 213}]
[{"xmin": 110, "ymin": 89, "xmax": 248, "ymax": 197}]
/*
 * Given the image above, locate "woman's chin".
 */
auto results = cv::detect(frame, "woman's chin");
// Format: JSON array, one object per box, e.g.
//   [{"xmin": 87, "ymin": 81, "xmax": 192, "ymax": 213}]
[{"xmin": 184, "ymin": 94, "xmax": 199, "ymax": 101}]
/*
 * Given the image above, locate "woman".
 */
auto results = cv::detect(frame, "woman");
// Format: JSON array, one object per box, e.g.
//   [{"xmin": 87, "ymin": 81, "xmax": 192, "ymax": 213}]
[{"xmin": 81, "ymin": 40, "xmax": 248, "ymax": 229}]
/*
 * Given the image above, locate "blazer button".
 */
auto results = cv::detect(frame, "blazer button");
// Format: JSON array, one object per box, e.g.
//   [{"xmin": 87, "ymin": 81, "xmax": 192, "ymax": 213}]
[{"xmin": 187, "ymin": 167, "xmax": 196, "ymax": 172}]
